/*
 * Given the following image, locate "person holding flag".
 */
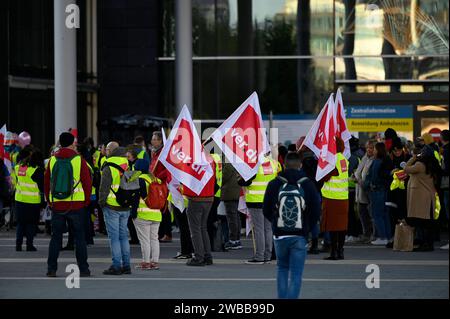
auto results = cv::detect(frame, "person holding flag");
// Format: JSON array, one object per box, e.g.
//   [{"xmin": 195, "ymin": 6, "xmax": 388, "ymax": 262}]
[
  {"xmin": 149, "ymin": 130, "xmax": 172, "ymax": 243},
  {"xmin": 157, "ymin": 105, "xmax": 216, "ymax": 266},
  {"xmin": 302, "ymin": 94, "xmax": 349, "ymax": 260}
]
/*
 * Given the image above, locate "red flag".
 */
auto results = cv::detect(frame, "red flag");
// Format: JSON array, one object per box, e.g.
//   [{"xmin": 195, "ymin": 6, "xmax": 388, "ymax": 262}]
[
  {"xmin": 0, "ymin": 124, "xmax": 12, "ymax": 174},
  {"xmin": 158, "ymin": 105, "xmax": 214, "ymax": 195},
  {"xmin": 334, "ymin": 88, "xmax": 351, "ymax": 158},
  {"xmin": 211, "ymin": 92, "xmax": 269, "ymax": 181},
  {"xmin": 302, "ymin": 94, "xmax": 337, "ymax": 181}
]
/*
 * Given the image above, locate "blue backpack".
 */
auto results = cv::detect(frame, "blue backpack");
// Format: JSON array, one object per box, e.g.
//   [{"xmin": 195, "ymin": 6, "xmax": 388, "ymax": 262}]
[{"xmin": 276, "ymin": 176, "xmax": 308, "ymax": 231}]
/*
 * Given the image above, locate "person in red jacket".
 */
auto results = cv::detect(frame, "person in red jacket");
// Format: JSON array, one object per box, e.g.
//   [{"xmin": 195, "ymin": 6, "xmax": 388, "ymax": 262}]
[
  {"xmin": 183, "ymin": 155, "xmax": 216, "ymax": 266},
  {"xmin": 44, "ymin": 132, "xmax": 92, "ymax": 277},
  {"xmin": 149, "ymin": 131, "xmax": 172, "ymax": 242}
]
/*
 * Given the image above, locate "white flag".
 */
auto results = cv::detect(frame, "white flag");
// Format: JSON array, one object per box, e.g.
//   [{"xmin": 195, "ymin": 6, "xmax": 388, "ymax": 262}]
[
  {"xmin": 302, "ymin": 95, "xmax": 337, "ymax": 181},
  {"xmin": 334, "ymin": 88, "xmax": 352, "ymax": 159},
  {"xmin": 158, "ymin": 105, "xmax": 213, "ymax": 195},
  {"xmin": 211, "ymin": 92, "xmax": 269, "ymax": 181}
]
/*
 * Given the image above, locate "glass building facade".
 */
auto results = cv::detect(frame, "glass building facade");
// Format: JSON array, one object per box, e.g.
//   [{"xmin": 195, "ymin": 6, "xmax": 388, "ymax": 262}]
[{"xmin": 159, "ymin": 0, "xmax": 449, "ymax": 129}]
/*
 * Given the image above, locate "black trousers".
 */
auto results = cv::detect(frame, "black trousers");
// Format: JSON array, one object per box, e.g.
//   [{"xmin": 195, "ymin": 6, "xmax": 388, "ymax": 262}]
[
  {"xmin": 173, "ymin": 206, "xmax": 193, "ymax": 255},
  {"xmin": 158, "ymin": 207, "xmax": 173, "ymax": 238},
  {"xmin": 207, "ymin": 198, "xmax": 221, "ymax": 251},
  {"xmin": 15, "ymin": 202, "xmax": 40, "ymax": 247},
  {"xmin": 48, "ymin": 209, "xmax": 89, "ymax": 273}
]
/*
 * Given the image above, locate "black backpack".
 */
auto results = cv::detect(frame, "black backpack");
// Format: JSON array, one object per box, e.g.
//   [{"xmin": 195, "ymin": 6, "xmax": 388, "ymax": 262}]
[{"xmin": 104, "ymin": 162, "xmax": 140, "ymax": 208}]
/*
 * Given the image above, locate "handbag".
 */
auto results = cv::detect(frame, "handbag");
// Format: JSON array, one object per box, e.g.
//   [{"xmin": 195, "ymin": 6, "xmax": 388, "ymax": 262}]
[{"xmin": 393, "ymin": 220, "xmax": 414, "ymax": 252}]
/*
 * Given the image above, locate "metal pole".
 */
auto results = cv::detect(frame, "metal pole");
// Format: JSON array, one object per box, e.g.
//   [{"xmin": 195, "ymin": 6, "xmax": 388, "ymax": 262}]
[
  {"xmin": 54, "ymin": 0, "xmax": 77, "ymax": 143},
  {"xmin": 175, "ymin": 0, "xmax": 193, "ymax": 115}
]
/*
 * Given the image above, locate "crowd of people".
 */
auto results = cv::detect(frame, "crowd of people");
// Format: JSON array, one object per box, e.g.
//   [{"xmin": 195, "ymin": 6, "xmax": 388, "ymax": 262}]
[{"xmin": 0, "ymin": 126, "xmax": 448, "ymax": 299}]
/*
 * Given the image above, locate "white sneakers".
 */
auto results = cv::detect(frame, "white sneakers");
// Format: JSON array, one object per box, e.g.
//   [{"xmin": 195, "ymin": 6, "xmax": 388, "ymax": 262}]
[
  {"xmin": 345, "ymin": 236, "xmax": 358, "ymax": 243},
  {"xmin": 440, "ymin": 243, "xmax": 449, "ymax": 250},
  {"xmin": 371, "ymin": 238, "xmax": 388, "ymax": 246}
]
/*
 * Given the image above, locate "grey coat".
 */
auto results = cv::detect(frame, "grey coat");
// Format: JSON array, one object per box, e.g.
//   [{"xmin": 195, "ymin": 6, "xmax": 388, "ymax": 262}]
[
  {"xmin": 354, "ymin": 154, "xmax": 374, "ymax": 204},
  {"xmin": 98, "ymin": 147, "xmax": 128, "ymax": 210}
]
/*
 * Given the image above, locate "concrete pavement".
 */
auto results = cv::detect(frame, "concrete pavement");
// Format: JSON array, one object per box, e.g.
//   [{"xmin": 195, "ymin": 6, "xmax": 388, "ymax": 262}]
[{"xmin": 0, "ymin": 228, "xmax": 448, "ymax": 299}]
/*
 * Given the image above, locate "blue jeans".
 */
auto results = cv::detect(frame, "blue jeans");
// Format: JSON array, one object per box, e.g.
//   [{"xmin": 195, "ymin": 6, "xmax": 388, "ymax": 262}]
[
  {"xmin": 370, "ymin": 190, "xmax": 391, "ymax": 240},
  {"xmin": 274, "ymin": 236, "xmax": 307, "ymax": 299},
  {"xmin": 103, "ymin": 207, "xmax": 131, "ymax": 269}
]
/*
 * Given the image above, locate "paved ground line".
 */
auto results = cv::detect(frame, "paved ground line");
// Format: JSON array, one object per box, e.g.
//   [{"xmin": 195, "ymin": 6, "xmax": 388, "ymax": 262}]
[
  {"xmin": 0, "ymin": 258, "xmax": 448, "ymax": 266},
  {"xmin": 0, "ymin": 277, "xmax": 447, "ymax": 282}
]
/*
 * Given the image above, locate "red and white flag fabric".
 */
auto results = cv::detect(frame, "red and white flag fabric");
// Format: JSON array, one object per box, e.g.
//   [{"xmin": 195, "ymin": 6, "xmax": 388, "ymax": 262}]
[
  {"xmin": 334, "ymin": 88, "xmax": 351, "ymax": 159},
  {"xmin": 302, "ymin": 94, "xmax": 337, "ymax": 181},
  {"xmin": 0, "ymin": 124, "xmax": 12, "ymax": 174},
  {"xmin": 158, "ymin": 105, "xmax": 214, "ymax": 195},
  {"xmin": 211, "ymin": 92, "xmax": 269, "ymax": 181},
  {"xmin": 162, "ymin": 126, "xmax": 185, "ymax": 212}
]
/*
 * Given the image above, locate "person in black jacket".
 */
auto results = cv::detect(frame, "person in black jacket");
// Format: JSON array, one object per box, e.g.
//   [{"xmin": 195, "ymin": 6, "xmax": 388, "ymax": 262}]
[{"xmin": 263, "ymin": 152, "xmax": 321, "ymax": 299}]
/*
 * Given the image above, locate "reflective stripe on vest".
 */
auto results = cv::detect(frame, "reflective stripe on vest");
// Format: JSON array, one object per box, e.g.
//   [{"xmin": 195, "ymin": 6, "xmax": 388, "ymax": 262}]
[
  {"xmin": 105, "ymin": 156, "xmax": 129, "ymax": 207},
  {"xmin": 14, "ymin": 165, "xmax": 41, "ymax": 204},
  {"xmin": 245, "ymin": 157, "xmax": 279, "ymax": 203},
  {"xmin": 321, "ymin": 153, "xmax": 349, "ymax": 200},
  {"xmin": 137, "ymin": 174, "xmax": 162, "ymax": 222},
  {"xmin": 49, "ymin": 156, "xmax": 85, "ymax": 202},
  {"xmin": 210, "ymin": 153, "xmax": 222, "ymax": 198}
]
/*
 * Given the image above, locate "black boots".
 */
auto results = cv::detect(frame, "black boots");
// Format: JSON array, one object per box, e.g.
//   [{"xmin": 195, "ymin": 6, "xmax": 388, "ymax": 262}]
[
  {"xmin": 308, "ymin": 238, "xmax": 320, "ymax": 255},
  {"xmin": 324, "ymin": 232, "xmax": 345, "ymax": 260}
]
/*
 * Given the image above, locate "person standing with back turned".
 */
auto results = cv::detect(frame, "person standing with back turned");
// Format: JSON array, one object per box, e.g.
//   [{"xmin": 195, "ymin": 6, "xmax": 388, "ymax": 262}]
[
  {"xmin": 263, "ymin": 152, "xmax": 321, "ymax": 298},
  {"xmin": 45, "ymin": 132, "xmax": 92, "ymax": 277}
]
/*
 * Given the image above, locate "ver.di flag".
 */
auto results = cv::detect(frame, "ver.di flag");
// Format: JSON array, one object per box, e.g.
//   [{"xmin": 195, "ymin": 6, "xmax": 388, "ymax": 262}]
[
  {"xmin": 158, "ymin": 105, "xmax": 214, "ymax": 195},
  {"xmin": 211, "ymin": 92, "xmax": 269, "ymax": 181},
  {"xmin": 334, "ymin": 88, "xmax": 351, "ymax": 159},
  {"xmin": 162, "ymin": 126, "xmax": 185, "ymax": 212},
  {"xmin": 302, "ymin": 94, "xmax": 337, "ymax": 181}
]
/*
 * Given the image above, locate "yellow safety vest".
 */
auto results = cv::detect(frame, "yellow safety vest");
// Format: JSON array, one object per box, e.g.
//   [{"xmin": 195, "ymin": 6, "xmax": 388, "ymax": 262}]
[
  {"xmin": 137, "ymin": 149, "xmax": 146, "ymax": 160},
  {"xmin": 321, "ymin": 152, "xmax": 349, "ymax": 200},
  {"xmin": 14, "ymin": 165, "xmax": 41, "ymax": 204},
  {"xmin": 49, "ymin": 156, "xmax": 85, "ymax": 202},
  {"xmin": 210, "ymin": 153, "xmax": 222, "ymax": 198},
  {"xmin": 105, "ymin": 156, "xmax": 129, "ymax": 207},
  {"xmin": 92, "ymin": 150, "xmax": 101, "ymax": 169},
  {"xmin": 100, "ymin": 156, "xmax": 106, "ymax": 170},
  {"xmin": 136, "ymin": 174, "xmax": 162, "ymax": 222},
  {"xmin": 245, "ymin": 157, "xmax": 279, "ymax": 203},
  {"xmin": 87, "ymin": 162, "xmax": 96, "ymax": 196}
]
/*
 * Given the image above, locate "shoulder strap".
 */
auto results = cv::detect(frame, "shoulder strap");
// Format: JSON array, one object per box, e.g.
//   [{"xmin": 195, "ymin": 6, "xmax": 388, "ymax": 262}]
[
  {"xmin": 104, "ymin": 161, "xmax": 125, "ymax": 173},
  {"xmin": 297, "ymin": 177, "xmax": 309, "ymax": 184},
  {"xmin": 277, "ymin": 176, "xmax": 288, "ymax": 184}
]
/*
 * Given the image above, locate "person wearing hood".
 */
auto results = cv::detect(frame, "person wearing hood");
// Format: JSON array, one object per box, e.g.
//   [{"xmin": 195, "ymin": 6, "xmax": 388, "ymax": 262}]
[
  {"xmin": 99, "ymin": 142, "xmax": 133, "ymax": 275},
  {"xmin": 386, "ymin": 137, "xmax": 411, "ymax": 248},
  {"xmin": 384, "ymin": 128, "xmax": 398, "ymax": 154},
  {"xmin": 263, "ymin": 152, "xmax": 321, "ymax": 298},
  {"xmin": 346, "ymin": 136, "xmax": 363, "ymax": 243},
  {"xmin": 44, "ymin": 132, "xmax": 92, "ymax": 277}
]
